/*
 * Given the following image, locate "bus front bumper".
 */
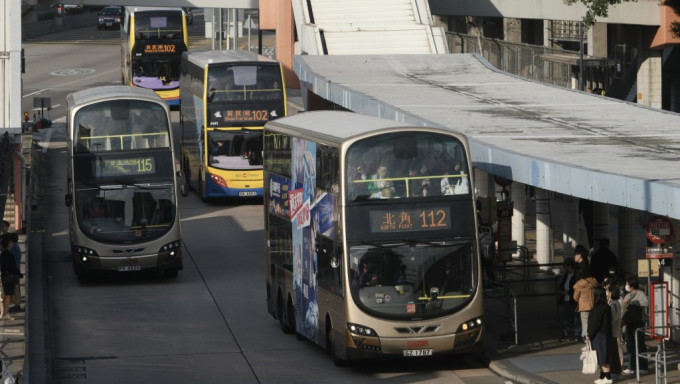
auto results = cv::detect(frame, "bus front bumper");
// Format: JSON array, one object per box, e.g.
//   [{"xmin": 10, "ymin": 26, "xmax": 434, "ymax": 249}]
[
  {"xmin": 343, "ymin": 326, "xmax": 484, "ymax": 360},
  {"xmin": 72, "ymin": 246, "xmax": 183, "ymax": 273}
]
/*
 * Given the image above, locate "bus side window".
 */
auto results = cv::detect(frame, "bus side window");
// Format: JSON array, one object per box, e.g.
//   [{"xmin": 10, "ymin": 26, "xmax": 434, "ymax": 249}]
[{"xmin": 317, "ymin": 236, "xmax": 343, "ymax": 296}]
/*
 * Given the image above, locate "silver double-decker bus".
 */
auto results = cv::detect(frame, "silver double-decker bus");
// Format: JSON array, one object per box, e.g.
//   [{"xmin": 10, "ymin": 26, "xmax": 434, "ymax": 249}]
[
  {"xmin": 65, "ymin": 85, "xmax": 183, "ymax": 279},
  {"xmin": 264, "ymin": 111, "xmax": 484, "ymax": 364}
]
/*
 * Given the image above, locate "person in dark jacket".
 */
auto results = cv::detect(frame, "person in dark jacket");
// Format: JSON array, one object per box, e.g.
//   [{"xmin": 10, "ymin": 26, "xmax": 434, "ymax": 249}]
[
  {"xmin": 590, "ymin": 238, "xmax": 619, "ymax": 284},
  {"xmin": 558, "ymin": 258, "xmax": 579, "ymax": 341},
  {"xmin": 588, "ymin": 287, "xmax": 613, "ymax": 384},
  {"xmin": 574, "ymin": 244, "xmax": 590, "ymax": 274},
  {"xmin": 0, "ymin": 235, "xmax": 23, "ymax": 320}
]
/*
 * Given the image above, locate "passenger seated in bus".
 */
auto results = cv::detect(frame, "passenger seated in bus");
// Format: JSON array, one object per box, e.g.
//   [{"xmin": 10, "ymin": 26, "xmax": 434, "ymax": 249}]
[
  {"xmin": 208, "ymin": 79, "xmax": 235, "ymax": 102},
  {"xmin": 348, "ymin": 163, "xmax": 369, "ymax": 199},
  {"xmin": 393, "ymin": 264, "xmax": 408, "ymax": 285},
  {"xmin": 409, "ymin": 162, "xmax": 432, "ymax": 197},
  {"xmin": 356, "ymin": 260, "xmax": 383, "ymax": 288},
  {"xmin": 368, "ymin": 163, "xmax": 396, "ymax": 199},
  {"xmin": 84, "ymin": 197, "xmax": 107, "ymax": 219},
  {"xmin": 267, "ymin": 81, "xmax": 280, "ymax": 100},
  {"xmin": 441, "ymin": 161, "xmax": 469, "ymax": 195}
]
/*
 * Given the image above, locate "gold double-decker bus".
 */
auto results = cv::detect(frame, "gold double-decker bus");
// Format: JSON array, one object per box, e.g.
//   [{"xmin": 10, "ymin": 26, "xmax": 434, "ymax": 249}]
[{"xmin": 264, "ymin": 111, "xmax": 483, "ymax": 364}]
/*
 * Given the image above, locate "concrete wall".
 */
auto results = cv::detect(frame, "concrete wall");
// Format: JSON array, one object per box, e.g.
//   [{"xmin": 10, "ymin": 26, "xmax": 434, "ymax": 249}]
[{"xmin": 22, "ymin": 12, "xmax": 98, "ymax": 39}]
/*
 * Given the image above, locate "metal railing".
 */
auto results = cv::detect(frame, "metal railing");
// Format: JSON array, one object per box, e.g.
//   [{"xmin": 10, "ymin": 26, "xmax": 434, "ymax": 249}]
[
  {"xmin": 634, "ymin": 326, "xmax": 680, "ymax": 384},
  {"xmin": 483, "ymin": 279, "xmax": 519, "ymax": 345}
]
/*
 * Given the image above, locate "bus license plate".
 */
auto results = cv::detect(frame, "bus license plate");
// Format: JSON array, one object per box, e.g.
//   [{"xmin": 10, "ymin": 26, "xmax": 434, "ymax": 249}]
[
  {"xmin": 118, "ymin": 265, "xmax": 141, "ymax": 272},
  {"xmin": 239, "ymin": 191, "xmax": 257, "ymax": 196},
  {"xmin": 403, "ymin": 349, "xmax": 433, "ymax": 357}
]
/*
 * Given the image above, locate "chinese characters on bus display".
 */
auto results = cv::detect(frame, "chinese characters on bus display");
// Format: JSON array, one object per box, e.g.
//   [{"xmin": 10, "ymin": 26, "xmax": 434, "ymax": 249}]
[
  {"xmin": 369, "ymin": 207, "xmax": 451, "ymax": 233},
  {"xmin": 98, "ymin": 157, "xmax": 156, "ymax": 177}
]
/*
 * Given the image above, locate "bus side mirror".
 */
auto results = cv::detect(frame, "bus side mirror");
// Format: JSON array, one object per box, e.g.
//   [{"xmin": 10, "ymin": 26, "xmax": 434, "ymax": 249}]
[{"xmin": 65, "ymin": 194, "xmax": 72, "ymax": 207}]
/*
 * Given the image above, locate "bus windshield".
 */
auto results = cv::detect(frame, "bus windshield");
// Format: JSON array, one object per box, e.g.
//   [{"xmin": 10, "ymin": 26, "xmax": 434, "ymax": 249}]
[
  {"xmin": 349, "ymin": 241, "xmax": 477, "ymax": 320},
  {"xmin": 206, "ymin": 64, "xmax": 285, "ymax": 127},
  {"xmin": 207, "ymin": 129, "xmax": 263, "ymax": 170},
  {"xmin": 75, "ymin": 184, "xmax": 176, "ymax": 244},
  {"xmin": 130, "ymin": 14, "xmax": 185, "ymax": 91},
  {"xmin": 134, "ymin": 14, "xmax": 183, "ymax": 39},
  {"xmin": 73, "ymin": 100, "xmax": 170, "ymax": 153},
  {"xmin": 345, "ymin": 132, "xmax": 469, "ymax": 201}
]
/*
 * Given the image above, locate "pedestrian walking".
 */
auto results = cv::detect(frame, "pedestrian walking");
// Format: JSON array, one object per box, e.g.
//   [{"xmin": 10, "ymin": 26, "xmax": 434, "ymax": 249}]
[
  {"xmin": 588, "ymin": 287, "xmax": 613, "ymax": 384},
  {"xmin": 574, "ymin": 266, "xmax": 598, "ymax": 342}
]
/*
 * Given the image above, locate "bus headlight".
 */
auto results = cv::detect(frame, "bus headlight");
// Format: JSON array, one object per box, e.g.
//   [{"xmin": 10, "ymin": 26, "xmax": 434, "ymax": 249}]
[
  {"xmin": 347, "ymin": 323, "xmax": 381, "ymax": 351},
  {"xmin": 159, "ymin": 240, "xmax": 181, "ymax": 259},
  {"xmin": 457, "ymin": 317, "xmax": 483, "ymax": 332},
  {"xmin": 73, "ymin": 246, "xmax": 98, "ymax": 264}
]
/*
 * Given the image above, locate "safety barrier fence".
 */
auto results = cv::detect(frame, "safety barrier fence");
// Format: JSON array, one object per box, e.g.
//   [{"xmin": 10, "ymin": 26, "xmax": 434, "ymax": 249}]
[{"xmin": 634, "ymin": 326, "xmax": 680, "ymax": 384}]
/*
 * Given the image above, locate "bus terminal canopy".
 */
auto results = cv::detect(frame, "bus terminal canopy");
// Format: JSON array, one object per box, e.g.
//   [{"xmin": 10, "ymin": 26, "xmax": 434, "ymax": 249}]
[
  {"xmin": 293, "ymin": 53, "xmax": 680, "ymax": 220},
  {"xmin": 53, "ymin": 0, "xmax": 258, "ymax": 8}
]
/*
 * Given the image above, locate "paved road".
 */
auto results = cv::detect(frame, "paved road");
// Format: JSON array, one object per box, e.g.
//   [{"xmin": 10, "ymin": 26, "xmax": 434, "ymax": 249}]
[{"xmin": 22, "ymin": 25, "xmax": 511, "ymax": 384}]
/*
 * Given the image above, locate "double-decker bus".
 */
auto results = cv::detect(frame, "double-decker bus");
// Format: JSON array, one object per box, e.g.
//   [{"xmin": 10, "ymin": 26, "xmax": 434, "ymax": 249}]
[
  {"xmin": 121, "ymin": 6, "xmax": 188, "ymax": 107},
  {"xmin": 264, "ymin": 111, "xmax": 483, "ymax": 364},
  {"xmin": 65, "ymin": 85, "xmax": 183, "ymax": 280},
  {"xmin": 179, "ymin": 50, "xmax": 287, "ymax": 199}
]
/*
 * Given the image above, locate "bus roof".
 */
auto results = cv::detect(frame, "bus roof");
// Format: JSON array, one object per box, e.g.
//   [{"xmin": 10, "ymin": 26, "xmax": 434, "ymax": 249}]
[
  {"xmin": 182, "ymin": 49, "xmax": 279, "ymax": 68},
  {"xmin": 265, "ymin": 111, "xmax": 435, "ymax": 144},
  {"xmin": 66, "ymin": 85, "xmax": 164, "ymax": 108},
  {"xmin": 125, "ymin": 6, "xmax": 184, "ymax": 14}
]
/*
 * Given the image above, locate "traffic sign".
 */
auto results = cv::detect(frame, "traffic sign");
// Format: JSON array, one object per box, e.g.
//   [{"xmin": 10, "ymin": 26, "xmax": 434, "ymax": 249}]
[{"xmin": 645, "ymin": 216, "xmax": 674, "ymax": 244}]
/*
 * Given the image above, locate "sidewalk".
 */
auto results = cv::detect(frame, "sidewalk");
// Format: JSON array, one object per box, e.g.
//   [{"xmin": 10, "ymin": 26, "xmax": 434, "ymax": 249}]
[
  {"xmin": 482, "ymin": 260, "xmax": 664, "ymax": 384},
  {"xmin": 1, "ymin": 233, "xmax": 26, "ymax": 383}
]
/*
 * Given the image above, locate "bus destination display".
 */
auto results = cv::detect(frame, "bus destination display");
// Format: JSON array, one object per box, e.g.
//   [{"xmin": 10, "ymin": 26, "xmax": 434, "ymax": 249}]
[
  {"xmin": 211, "ymin": 109, "xmax": 270, "ymax": 125},
  {"xmin": 97, "ymin": 157, "xmax": 156, "ymax": 177},
  {"xmin": 369, "ymin": 207, "xmax": 451, "ymax": 233}
]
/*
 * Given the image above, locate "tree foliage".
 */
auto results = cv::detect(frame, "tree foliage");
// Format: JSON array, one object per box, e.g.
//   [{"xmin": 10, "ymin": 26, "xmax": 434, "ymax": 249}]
[{"xmin": 563, "ymin": 0, "xmax": 636, "ymax": 27}]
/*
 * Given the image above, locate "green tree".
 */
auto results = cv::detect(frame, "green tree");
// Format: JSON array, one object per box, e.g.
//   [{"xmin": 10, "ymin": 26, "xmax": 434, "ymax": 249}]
[{"xmin": 563, "ymin": 0, "xmax": 636, "ymax": 27}]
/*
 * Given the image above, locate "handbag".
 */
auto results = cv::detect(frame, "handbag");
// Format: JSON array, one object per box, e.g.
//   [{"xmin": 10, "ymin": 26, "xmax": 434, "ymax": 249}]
[
  {"xmin": 580, "ymin": 340, "xmax": 598, "ymax": 375},
  {"xmin": 1, "ymin": 359, "xmax": 15, "ymax": 384}
]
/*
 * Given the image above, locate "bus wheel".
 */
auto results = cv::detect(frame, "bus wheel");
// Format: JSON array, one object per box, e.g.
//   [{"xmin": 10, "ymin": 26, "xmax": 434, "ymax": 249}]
[
  {"xmin": 327, "ymin": 320, "xmax": 348, "ymax": 367},
  {"xmin": 73, "ymin": 262, "xmax": 91, "ymax": 283},
  {"xmin": 179, "ymin": 174, "xmax": 189, "ymax": 197},
  {"xmin": 181, "ymin": 160, "xmax": 191, "ymax": 195},
  {"xmin": 164, "ymin": 268, "xmax": 178, "ymax": 278},
  {"xmin": 278, "ymin": 292, "xmax": 294, "ymax": 334},
  {"xmin": 198, "ymin": 170, "xmax": 205, "ymax": 200}
]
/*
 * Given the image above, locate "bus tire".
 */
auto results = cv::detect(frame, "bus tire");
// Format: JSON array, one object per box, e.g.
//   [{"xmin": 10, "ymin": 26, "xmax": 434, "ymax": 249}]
[
  {"xmin": 73, "ymin": 262, "xmax": 91, "ymax": 282},
  {"xmin": 198, "ymin": 169, "xmax": 205, "ymax": 201},
  {"xmin": 182, "ymin": 158, "xmax": 192, "ymax": 192},
  {"xmin": 179, "ymin": 170, "xmax": 189, "ymax": 197},
  {"xmin": 327, "ymin": 318, "xmax": 348, "ymax": 366},
  {"xmin": 164, "ymin": 268, "xmax": 179, "ymax": 278},
  {"xmin": 278, "ymin": 292, "xmax": 294, "ymax": 334}
]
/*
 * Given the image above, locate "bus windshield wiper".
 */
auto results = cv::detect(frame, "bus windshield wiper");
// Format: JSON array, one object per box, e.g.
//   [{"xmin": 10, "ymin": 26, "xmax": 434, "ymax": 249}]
[
  {"xmin": 399, "ymin": 238, "xmax": 468, "ymax": 247},
  {"xmin": 359, "ymin": 241, "xmax": 400, "ymax": 249}
]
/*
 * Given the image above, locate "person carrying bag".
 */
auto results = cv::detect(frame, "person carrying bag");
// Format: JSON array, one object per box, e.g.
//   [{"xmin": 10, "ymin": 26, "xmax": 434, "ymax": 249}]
[{"xmin": 581, "ymin": 339, "xmax": 598, "ymax": 375}]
